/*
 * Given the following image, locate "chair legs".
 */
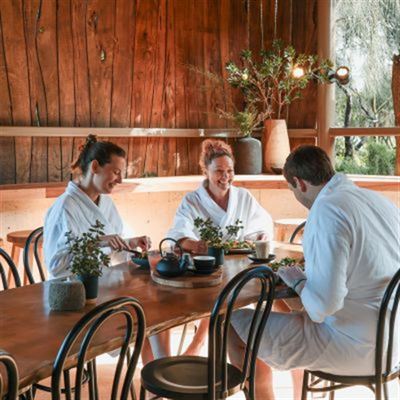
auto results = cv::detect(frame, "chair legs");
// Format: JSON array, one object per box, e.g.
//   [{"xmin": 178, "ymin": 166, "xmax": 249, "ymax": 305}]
[
  {"xmin": 140, "ymin": 385, "xmax": 146, "ymax": 400},
  {"xmin": 301, "ymin": 371, "xmax": 309, "ymax": 400}
]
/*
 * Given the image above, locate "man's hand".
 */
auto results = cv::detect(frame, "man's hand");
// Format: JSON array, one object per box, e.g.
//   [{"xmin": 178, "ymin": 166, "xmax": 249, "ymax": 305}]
[{"xmin": 277, "ymin": 266, "xmax": 307, "ymax": 294}]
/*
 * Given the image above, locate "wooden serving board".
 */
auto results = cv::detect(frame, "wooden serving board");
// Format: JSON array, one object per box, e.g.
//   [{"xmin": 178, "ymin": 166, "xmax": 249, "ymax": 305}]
[{"xmin": 151, "ymin": 268, "xmax": 223, "ymax": 288}]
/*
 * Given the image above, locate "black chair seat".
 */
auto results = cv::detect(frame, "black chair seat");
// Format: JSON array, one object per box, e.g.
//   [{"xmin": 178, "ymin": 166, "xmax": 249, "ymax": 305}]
[
  {"xmin": 141, "ymin": 356, "xmax": 243, "ymax": 399},
  {"xmin": 308, "ymin": 363, "xmax": 400, "ymax": 386}
]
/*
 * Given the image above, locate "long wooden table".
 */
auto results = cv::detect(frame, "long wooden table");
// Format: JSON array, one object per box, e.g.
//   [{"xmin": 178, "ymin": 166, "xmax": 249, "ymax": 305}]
[{"xmin": 0, "ymin": 243, "xmax": 302, "ymax": 391}]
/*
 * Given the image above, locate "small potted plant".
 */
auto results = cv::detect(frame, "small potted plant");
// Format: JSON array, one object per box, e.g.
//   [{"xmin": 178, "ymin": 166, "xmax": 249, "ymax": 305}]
[
  {"xmin": 65, "ymin": 220, "xmax": 111, "ymax": 301},
  {"xmin": 194, "ymin": 217, "xmax": 243, "ymax": 266}
]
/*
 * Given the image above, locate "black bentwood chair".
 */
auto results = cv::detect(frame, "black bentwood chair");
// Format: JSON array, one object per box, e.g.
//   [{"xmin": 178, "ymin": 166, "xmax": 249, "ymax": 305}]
[
  {"xmin": 140, "ymin": 266, "xmax": 276, "ymax": 400},
  {"xmin": 289, "ymin": 221, "xmax": 306, "ymax": 245},
  {"xmin": 0, "ymin": 248, "xmax": 22, "ymax": 289},
  {"xmin": 301, "ymin": 268, "xmax": 400, "ymax": 400},
  {"xmin": 23, "ymin": 227, "xmax": 45, "ymax": 284},
  {"xmin": 0, "ymin": 350, "xmax": 19, "ymax": 400},
  {"xmin": 51, "ymin": 297, "xmax": 146, "ymax": 400}
]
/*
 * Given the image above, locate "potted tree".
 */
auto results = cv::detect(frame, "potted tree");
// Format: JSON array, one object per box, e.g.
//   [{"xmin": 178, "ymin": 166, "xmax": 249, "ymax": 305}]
[
  {"xmin": 225, "ymin": 40, "xmax": 332, "ymax": 173},
  {"xmin": 194, "ymin": 217, "xmax": 243, "ymax": 266},
  {"xmin": 65, "ymin": 220, "xmax": 111, "ymax": 301}
]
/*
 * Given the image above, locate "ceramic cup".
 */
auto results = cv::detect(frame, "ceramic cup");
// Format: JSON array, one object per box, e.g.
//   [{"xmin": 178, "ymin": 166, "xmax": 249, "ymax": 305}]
[{"xmin": 255, "ymin": 240, "xmax": 270, "ymax": 259}]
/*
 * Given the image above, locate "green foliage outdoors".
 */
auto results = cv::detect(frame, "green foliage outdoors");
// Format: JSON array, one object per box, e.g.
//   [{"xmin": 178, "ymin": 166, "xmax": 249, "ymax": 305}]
[
  {"xmin": 66, "ymin": 220, "xmax": 111, "ymax": 277},
  {"xmin": 335, "ymin": 137, "xmax": 395, "ymax": 175},
  {"xmin": 334, "ymin": 0, "xmax": 399, "ymax": 175},
  {"xmin": 194, "ymin": 217, "xmax": 243, "ymax": 250}
]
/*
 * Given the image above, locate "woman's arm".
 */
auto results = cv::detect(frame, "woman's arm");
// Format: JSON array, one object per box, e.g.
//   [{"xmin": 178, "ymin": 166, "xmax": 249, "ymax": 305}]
[{"xmin": 178, "ymin": 238, "xmax": 208, "ymax": 254}]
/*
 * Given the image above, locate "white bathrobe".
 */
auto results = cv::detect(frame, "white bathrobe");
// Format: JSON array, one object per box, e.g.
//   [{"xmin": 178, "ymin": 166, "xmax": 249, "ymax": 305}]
[
  {"xmin": 44, "ymin": 181, "xmax": 129, "ymax": 279},
  {"xmin": 233, "ymin": 173, "xmax": 400, "ymax": 375},
  {"xmin": 167, "ymin": 181, "xmax": 273, "ymax": 241}
]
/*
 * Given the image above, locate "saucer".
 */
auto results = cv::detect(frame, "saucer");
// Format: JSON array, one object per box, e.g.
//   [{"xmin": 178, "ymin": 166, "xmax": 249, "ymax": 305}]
[
  {"xmin": 193, "ymin": 266, "xmax": 220, "ymax": 275},
  {"xmin": 247, "ymin": 253, "xmax": 276, "ymax": 264}
]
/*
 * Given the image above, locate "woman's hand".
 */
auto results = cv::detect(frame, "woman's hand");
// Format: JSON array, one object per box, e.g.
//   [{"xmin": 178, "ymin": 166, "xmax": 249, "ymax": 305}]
[
  {"xmin": 100, "ymin": 234, "xmax": 130, "ymax": 251},
  {"xmin": 129, "ymin": 236, "xmax": 152, "ymax": 251},
  {"xmin": 256, "ymin": 232, "xmax": 269, "ymax": 241},
  {"xmin": 179, "ymin": 239, "xmax": 208, "ymax": 254}
]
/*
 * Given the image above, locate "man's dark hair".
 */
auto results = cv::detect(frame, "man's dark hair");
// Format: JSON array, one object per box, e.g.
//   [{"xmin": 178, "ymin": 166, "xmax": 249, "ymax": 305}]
[{"xmin": 283, "ymin": 145, "xmax": 335, "ymax": 187}]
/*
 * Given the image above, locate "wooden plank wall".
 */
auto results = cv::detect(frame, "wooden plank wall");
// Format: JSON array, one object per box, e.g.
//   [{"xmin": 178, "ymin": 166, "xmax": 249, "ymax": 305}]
[{"xmin": 0, "ymin": 0, "xmax": 318, "ymax": 184}]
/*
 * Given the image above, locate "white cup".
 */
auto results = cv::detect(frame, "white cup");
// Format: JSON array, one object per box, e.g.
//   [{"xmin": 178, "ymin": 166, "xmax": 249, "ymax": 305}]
[{"xmin": 255, "ymin": 240, "xmax": 270, "ymax": 259}]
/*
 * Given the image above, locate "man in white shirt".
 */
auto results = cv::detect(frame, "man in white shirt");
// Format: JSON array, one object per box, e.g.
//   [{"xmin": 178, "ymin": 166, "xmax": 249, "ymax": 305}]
[{"xmin": 229, "ymin": 145, "xmax": 400, "ymax": 400}]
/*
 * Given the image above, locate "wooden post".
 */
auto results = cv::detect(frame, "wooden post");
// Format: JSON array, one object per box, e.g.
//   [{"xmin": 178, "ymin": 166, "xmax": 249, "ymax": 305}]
[
  {"xmin": 392, "ymin": 54, "xmax": 400, "ymax": 175},
  {"xmin": 317, "ymin": 0, "xmax": 335, "ymax": 160}
]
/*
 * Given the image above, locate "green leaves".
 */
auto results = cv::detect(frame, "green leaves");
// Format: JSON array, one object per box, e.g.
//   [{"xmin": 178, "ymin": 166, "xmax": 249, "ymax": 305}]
[
  {"xmin": 225, "ymin": 39, "xmax": 333, "ymax": 119},
  {"xmin": 194, "ymin": 217, "xmax": 243, "ymax": 250},
  {"xmin": 65, "ymin": 220, "xmax": 111, "ymax": 277}
]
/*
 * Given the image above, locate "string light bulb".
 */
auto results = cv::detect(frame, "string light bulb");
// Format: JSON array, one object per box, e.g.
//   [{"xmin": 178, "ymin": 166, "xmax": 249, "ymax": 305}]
[{"xmin": 292, "ymin": 66, "xmax": 305, "ymax": 79}]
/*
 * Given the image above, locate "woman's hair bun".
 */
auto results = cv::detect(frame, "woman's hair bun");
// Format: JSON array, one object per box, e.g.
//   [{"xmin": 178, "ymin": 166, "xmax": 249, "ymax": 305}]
[
  {"xmin": 86, "ymin": 134, "xmax": 97, "ymax": 146},
  {"xmin": 199, "ymin": 139, "xmax": 234, "ymax": 172}
]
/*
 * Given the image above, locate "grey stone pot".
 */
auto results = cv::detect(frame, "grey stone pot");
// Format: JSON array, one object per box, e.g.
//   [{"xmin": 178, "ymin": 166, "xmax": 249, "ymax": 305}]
[
  {"xmin": 48, "ymin": 278, "xmax": 86, "ymax": 311},
  {"xmin": 233, "ymin": 137, "xmax": 262, "ymax": 174}
]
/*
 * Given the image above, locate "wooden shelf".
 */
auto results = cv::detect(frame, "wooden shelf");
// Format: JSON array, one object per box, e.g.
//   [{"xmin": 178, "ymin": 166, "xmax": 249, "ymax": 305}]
[{"xmin": 0, "ymin": 174, "xmax": 398, "ymax": 200}]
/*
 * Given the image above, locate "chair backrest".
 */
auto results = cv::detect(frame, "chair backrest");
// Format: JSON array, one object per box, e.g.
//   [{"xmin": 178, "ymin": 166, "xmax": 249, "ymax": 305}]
[
  {"xmin": 51, "ymin": 297, "xmax": 146, "ymax": 400},
  {"xmin": 23, "ymin": 227, "xmax": 45, "ymax": 284},
  {"xmin": 207, "ymin": 266, "xmax": 275, "ymax": 400},
  {"xmin": 375, "ymin": 268, "xmax": 400, "ymax": 391},
  {"xmin": 0, "ymin": 350, "xmax": 19, "ymax": 400},
  {"xmin": 289, "ymin": 221, "xmax": 306, "ymax": 244},
  {"xmin": 0, "ymin": 249, "xmax": 21, "ymax": 289}
]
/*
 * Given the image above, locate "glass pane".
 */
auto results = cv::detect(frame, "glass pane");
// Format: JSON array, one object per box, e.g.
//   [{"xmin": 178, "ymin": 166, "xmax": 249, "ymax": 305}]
[
  {"xmin": 333, "ymin": 0, "xmax": 400, "ymax": 128},
  {"xmin": 334, "ymin": 136, "xmax": 397, "ymax": 175}
]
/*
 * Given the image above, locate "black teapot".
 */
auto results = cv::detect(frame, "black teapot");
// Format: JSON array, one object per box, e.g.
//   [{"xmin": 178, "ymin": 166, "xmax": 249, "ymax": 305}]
[{"xmin": 156, "ymin": 238, "xmax": 189, "ymax": 277}]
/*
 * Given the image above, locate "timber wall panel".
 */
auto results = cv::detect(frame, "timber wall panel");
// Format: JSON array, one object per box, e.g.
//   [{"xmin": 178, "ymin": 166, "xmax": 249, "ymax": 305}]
[{"xmin": 0, "ymin": 0, "xmax": 318, "ymax": 184}]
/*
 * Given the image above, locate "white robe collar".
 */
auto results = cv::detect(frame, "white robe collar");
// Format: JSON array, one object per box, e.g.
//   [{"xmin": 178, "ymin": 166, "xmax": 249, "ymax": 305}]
[
  {"xmin": 197, "ymin": 180, "xmax": 239, "ymax": 228},
  {"xmin": 65, "ymin": 181, "xmax": 111, "ymax": 230}
]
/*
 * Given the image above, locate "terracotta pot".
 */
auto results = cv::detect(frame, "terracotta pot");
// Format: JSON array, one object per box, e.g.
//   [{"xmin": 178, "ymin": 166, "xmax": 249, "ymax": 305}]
[
  {"xmin": 262, "ymin": 119, "xmax": 290, "ymax": 174},
  {"xmin": 233, "ymin": 137, "xmax": 262, "ymax": 174}
]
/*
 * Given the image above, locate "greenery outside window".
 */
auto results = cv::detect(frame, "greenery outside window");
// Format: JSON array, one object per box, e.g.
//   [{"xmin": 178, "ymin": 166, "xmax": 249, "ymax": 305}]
[{"xmin": 333, "ymin": 0, "xmax": 400, "ymax": 175}]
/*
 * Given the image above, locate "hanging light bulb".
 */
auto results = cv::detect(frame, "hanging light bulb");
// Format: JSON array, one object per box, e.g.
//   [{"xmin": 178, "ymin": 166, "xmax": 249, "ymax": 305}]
[
  {"xmin": 292, "ymin": 66, "xmax": 305, "ymax": 78},
  {"xmin": 335, "ymin": 66, "xmax": 350, "ymax": 84}
]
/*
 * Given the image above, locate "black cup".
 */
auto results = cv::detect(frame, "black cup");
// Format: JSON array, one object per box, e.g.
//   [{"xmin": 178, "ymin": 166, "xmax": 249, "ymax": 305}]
[{"xmin": 193, "ymin": 256, "xmax": 216, "ymax": 274}]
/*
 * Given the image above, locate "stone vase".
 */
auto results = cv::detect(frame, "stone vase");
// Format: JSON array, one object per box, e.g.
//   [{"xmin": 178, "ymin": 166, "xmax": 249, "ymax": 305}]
[
  {"xmin": 262, "ymin": 119, "xmax": 290, "ymax": 174},
  {"xmin": 233, "ymin": 137, "xmax": 262, "ymax": 174},
  {"xmin": 48, "ymin": 278, "xmax": 86, "ymax": 311}
]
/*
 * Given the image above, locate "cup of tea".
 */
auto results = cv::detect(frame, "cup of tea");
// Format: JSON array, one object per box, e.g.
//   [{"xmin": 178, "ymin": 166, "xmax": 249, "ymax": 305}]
[
  {"xmin": 147, "ymin": 250, "xmax": 162, "ymax": 274},
  {"xmin": 254, "ymin": 240, "xmax": 270, "ymax": 259}
]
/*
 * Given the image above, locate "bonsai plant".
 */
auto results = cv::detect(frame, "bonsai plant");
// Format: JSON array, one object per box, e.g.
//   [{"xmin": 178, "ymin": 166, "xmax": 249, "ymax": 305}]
[
  {"xmin": 194, "ymin": 217, "xmax": 243, "ymax": 266},
  {"xmin": 65, "ymin": 220, "xmax": 111, "ymax": 300}
]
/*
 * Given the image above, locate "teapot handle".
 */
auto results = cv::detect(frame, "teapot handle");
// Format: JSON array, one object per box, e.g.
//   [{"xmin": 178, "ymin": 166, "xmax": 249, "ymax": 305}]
[{"xmin": 159, "ymin": 237, "xmax": 183, "ymax": 259}]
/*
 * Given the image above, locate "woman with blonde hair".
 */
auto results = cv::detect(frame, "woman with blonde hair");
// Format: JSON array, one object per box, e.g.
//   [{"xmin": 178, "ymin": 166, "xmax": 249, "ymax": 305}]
[{"xmin": 167, "ymin": 139, "xmax": 273, "ymax": 355}]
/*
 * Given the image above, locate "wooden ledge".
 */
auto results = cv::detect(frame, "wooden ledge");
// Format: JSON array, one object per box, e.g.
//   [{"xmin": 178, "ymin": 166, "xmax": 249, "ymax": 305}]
[{"xmin": 0, "ymin": 174, "xmax": 399, "ymax": 200}]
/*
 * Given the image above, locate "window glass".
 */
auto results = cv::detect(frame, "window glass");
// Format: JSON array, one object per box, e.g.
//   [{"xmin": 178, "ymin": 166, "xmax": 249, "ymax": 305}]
[{"xmin": 333, "ymin": 0, "xmax": 399, "ymax": 174}]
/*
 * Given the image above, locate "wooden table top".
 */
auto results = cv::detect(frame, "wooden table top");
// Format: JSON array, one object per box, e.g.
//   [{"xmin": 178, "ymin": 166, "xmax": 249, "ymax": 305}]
[{"xmin": 0, "ymin": 243, "xmax": 302, "ymax": 390}]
